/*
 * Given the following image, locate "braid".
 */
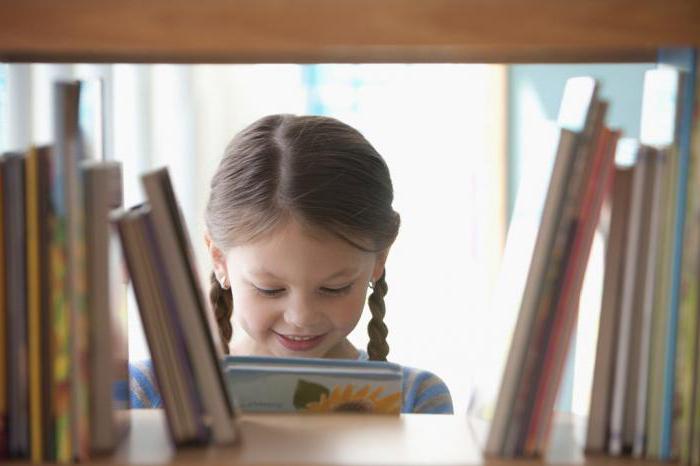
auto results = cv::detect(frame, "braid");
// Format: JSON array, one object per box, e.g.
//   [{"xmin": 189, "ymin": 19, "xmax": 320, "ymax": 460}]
[
  {"xmin": 366, "ymin": 269, "xmax": 389, "ymax": 361},
  {"xmin": 209, "ymin": 271, "xmax": 233, "ymax": 354}
]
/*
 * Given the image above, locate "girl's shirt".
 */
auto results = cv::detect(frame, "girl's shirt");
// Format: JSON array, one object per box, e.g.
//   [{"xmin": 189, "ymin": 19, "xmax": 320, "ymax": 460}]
[{"xmin": 128, "ymin": 351, "xmax": 454, "ymax": 414}]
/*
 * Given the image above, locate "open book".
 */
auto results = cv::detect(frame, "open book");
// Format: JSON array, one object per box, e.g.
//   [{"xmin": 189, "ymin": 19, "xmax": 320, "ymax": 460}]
[{"xmin": 222, "ymin": 356, "xmax": 402, "ymax": 414}]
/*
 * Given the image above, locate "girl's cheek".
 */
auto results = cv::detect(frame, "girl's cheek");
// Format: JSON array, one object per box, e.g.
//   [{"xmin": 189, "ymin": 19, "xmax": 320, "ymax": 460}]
[{"xmin": 235, "ymin": 296, "xmax": 280, "ymax": 334}]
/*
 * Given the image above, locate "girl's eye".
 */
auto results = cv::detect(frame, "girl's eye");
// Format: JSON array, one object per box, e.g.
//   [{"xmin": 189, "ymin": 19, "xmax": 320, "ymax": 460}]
[
  {"xmin": 319, "ymin": 283, "xmax": 353, "ymax": 296},
  {"xmin": 254, "ymin": 286, "xmax": 285, "ymax": 298}
]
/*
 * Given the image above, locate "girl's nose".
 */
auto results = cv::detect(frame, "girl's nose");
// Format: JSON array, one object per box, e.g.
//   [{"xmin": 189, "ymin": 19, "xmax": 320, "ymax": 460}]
[{"xmin": 283, "ymin": 294, "xmax": 323, "ymax": 328}]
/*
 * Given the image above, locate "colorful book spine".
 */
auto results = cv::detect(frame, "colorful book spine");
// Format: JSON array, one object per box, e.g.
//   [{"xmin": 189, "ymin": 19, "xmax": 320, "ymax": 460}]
[
  {"xmin": 26, "ymin": 147, "xmax": 43, "ymax": 463},
  {"xmin": 658, "ymin": 49, "xmax": 697, "ymax": 460}
]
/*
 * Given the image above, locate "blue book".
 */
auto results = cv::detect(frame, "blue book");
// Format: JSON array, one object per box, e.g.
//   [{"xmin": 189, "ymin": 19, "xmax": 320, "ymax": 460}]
[
  {"xmin": 656, "ymin": 47, "xmax": 698, "ymax": 461},
  {"xmin": 222, "ymin": 356, "xmax": 402, "ymax": 414}
]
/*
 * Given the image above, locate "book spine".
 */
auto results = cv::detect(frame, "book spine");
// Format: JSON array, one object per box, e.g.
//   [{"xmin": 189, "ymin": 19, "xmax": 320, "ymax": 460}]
[
  {"xmin": 26, "ymin": 147, "xmax": 44, "ymax": 463},
  {"xmin": 609, "ymin": 147, "xmax": 648, "ymax": 455},
  {"xmin": 37, "ymin": 148, "xmax": 55, "ymax": 462},
  {"xmin": 661, "ymin": 50, "xmax": 698, "ymax": 461},
  {"xmin": 5, "ymin": 155, "xmax": 29, "ymax": 459},
  {"xmin": 634, "ymin": 149, "xmax": 666, "ymax": 457},
  {"xmin": 585, "ymin": 164, "xmax": 632, "ymax": 454},
  {"xmin": 0, "ymin": 159, "xmax": 6, "ymax": 459}
]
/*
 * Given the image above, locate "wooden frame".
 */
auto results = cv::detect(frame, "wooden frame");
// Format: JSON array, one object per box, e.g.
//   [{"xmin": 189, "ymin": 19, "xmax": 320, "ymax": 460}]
[{"xmin": 0, "ymin": 0, "xmax": 698, "ymax": 64}]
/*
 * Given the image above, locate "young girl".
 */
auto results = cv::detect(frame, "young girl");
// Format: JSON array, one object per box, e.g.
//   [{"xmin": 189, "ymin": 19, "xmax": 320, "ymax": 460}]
[{"xmin": 130, "ymin": 114, "xmax": 453, "ymax": 414}]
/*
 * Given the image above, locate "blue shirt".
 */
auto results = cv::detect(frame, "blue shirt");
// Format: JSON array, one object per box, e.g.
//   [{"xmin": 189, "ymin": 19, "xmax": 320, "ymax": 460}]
[{"xmin": 129, "ymin": 351, "xmax": 453, "ymax": 415}]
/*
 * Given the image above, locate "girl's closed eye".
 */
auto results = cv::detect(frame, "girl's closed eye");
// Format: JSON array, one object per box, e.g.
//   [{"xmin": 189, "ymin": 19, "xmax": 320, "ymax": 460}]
[
  {"xmin": 251, "ymin": 283, "xmax": 355, "ymax": 298},
  {"xmin": 319, "ymin": 282, "xmax": 354, "ymax": 296},
  {"xmin": 252, "ymin": 285, "xmax": 286, "ymax": 297}
]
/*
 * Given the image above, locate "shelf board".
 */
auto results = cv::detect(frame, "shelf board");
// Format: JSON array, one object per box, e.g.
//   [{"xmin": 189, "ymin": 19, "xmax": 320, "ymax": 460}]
[
  {"xmin": 13, "ymin": 410, "xmax": 674, "ymax": 466},
  {"xmin": 0, "ymin": 0, "xmax": 698, "ymax": 63},
  {"xmin": 108, "ymin": 409, "xmax": 482, "ymax": 466}
]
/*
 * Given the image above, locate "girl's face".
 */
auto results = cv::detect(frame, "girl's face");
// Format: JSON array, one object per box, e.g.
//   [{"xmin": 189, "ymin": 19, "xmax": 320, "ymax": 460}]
[{"xmin": 208, "ymin": 220, "xmax": 387, "ymax": 359}]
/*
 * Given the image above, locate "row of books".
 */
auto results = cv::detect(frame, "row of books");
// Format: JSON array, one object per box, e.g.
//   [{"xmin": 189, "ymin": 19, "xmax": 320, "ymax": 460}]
[
  {"xmin": 487, "ymin": 51, "xmax": 699, "ymax": 464},
  {"xmin": 584, "ymin": 58, "xmax": 700, "ymax": 464},
  {"xmin": 0, "ymin": 82, "xmax": 129, "ymax": 462}
]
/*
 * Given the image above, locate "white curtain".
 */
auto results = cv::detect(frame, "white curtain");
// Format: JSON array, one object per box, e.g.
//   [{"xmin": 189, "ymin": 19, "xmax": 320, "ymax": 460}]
[{"xmin": 1, "ymin": 63, "xmax": 507, "ymax": 415}]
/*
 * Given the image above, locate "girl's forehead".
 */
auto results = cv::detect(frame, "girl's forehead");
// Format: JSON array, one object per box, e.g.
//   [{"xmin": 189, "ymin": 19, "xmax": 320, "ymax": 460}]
[{"xmin": 226, "ymin": 221, "xmax": 375, "ymax": 279}]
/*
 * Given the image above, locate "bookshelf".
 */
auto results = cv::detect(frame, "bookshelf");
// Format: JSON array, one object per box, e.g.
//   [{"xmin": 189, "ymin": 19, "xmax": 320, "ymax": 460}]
[
  {"xmin": 0, "ymin": 0, "xmax": 698, "ymax": 63},
  {"xmin": 1, "ymin": 0, "xmax": 698, "ymax": 465}
]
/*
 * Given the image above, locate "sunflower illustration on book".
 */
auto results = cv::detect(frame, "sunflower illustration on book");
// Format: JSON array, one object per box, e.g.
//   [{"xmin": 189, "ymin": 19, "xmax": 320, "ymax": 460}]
[{"xmin": 293, "ymin": 379, "xmax": 401, "ymax": 414}]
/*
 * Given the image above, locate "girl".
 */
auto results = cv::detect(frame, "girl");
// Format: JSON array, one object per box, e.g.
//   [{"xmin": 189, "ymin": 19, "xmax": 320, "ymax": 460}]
[{"xmin": 130, "ymin": 114, "xmax": 453, "ymax": 414}]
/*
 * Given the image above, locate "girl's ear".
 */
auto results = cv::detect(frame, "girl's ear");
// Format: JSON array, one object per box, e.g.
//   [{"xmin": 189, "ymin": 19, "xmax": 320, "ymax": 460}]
[
  {"xmin": 371, "ymin": 248, "xmax": 391, "ymax": 283},
  {"xmin": 204, "ymin": 230, "xmax": 228, "ymax": 279}
]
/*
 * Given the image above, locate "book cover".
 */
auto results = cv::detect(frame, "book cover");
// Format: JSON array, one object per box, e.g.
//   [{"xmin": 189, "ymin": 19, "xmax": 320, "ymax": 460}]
[
  {"xmin": 112, "ymin": 205, "xmax": 208, "ymax": 445},
  {"xmin": 141, "ymin": 168, "xmax": 238, "ymax": 445},
  {"xmin": 223, "ymin": 356, "xmax": 402, "ymax": 414}
]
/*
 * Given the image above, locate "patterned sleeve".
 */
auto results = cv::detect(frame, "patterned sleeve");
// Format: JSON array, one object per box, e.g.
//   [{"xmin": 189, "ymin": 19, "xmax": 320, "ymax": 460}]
[
  {"xmin": 401, "ymin": 366, "xmax": 454, "ymax": 414},
  {"xmin": 129, "ymin": 360, "xmax": 162, "ymax": 409}
]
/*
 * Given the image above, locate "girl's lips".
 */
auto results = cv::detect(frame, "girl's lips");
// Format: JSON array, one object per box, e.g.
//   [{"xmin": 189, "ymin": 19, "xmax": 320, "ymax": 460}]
[{"xmin": 274, "ymin": 332, "xmax": 326, "ymax": 351}]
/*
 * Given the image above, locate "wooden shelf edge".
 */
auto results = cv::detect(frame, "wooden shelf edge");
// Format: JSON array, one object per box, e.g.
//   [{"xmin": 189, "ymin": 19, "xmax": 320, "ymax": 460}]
[{"xmin": 0, "ymin": 0, "xmax": 697, "ymax": 64}]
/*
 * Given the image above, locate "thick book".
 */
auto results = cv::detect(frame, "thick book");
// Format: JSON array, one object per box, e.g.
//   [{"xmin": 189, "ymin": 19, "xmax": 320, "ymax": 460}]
[
  {"xmin": 112, "ymin": 205, "xmax": 208, "ymax": 445},
  {"xmin": 82, "ymin": 161, "xmax": 130, "ymax": 454},
  {"xmin": 141, "ymin": 168, "xmax": 238, "ymax": 445},
  {"xmin": 222, "ymin": 356, "xmax": 402, "ymax": 414}
]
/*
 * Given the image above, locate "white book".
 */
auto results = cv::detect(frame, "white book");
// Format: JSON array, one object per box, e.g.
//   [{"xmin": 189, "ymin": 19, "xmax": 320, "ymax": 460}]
[{"xmin": 82, "ymin": 161, "xmax": 130, "ymax": 453}]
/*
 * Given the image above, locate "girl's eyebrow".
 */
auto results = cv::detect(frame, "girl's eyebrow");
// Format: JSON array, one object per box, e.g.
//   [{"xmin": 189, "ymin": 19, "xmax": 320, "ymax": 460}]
[{"xmin": 249, "ymin": 267, "xmax": 358, "ymax": 281}]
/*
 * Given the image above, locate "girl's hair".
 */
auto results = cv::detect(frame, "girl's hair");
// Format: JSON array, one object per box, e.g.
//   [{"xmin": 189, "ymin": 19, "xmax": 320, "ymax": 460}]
[{"xmin": 205, "ymin": 114, "xmax": 400, "ymax": 361}]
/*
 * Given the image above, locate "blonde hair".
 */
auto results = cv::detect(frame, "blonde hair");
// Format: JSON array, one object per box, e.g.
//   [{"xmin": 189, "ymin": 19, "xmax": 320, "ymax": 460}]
[{"xmin": 205, "ymin": 114, "xmax": 400, "ymax": 361}]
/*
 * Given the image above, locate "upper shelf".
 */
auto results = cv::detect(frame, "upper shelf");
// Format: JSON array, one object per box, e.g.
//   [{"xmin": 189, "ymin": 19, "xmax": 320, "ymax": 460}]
[{"xmin": 1, "ymin": 0, "xmax": 698, "ymax": 64}]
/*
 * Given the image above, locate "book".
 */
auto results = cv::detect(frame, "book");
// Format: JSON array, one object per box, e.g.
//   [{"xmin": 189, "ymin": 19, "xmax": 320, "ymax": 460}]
[
  {"xmin": 82, "ymin": 161, "xmax": 130, "ymax": 454},
  {"xmin": 140, "ymin": 168, "xmax": 238, "ymax": 445},
  {"xmin": 0, "ymin": 157, "xmax": 6, "ymax": 458},
  {"xmin": 657, "ymin": 50, "xmax": 698, "ymax": 461},
  {"xmin": 112, "ymin": 205, "xmax": 208, "ymax": 445},
  {"xmin": 222, "ymin": 356, "xmax": 402, "ymax": 414},
  {"xmin": 3, "ymin": 152, "xmax": 29, "ymax": 459},
  {"xmin": 585, "ymin": 144, "xmax": 636, "ymax": 454}
]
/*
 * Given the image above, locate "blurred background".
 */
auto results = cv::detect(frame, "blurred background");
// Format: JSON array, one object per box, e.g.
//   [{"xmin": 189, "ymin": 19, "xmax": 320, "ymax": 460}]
[{"xmin": 0, "ymin": 61, "xmax": 655, "ymax": 417}]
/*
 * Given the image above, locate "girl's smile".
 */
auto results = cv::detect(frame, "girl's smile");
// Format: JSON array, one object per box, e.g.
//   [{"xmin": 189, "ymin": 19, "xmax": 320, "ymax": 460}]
[{"xmin": 273, "ymin": 331, "xmax": 327, "ymax": 351}]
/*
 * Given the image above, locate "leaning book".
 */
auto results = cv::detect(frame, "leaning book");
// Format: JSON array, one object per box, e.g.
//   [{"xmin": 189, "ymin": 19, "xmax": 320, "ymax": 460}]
[{"xmin": 222, "ymin": 356, "xmax": 402, "ymax": 414}]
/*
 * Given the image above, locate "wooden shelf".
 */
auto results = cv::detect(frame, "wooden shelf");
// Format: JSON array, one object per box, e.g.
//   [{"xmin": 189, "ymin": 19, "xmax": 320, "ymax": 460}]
[
  {"xmin": 0, "ymin": 0, "xmax": 698, "ymax": 64},
  {"xmin": 9, "ymin": 410, "xmax": 670, "ymax": 466}
]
